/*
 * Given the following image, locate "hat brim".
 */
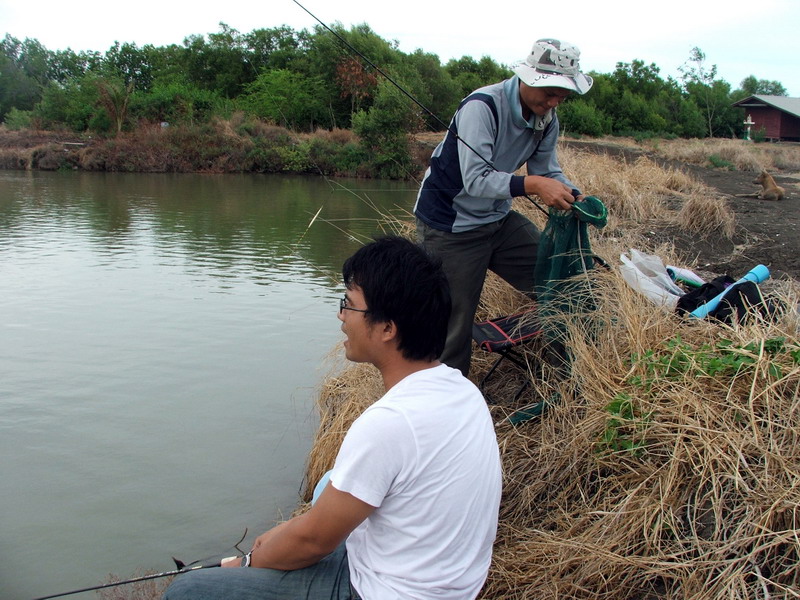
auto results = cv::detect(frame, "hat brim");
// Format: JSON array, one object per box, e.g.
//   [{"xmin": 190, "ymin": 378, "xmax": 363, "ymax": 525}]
[{"xmin": 513, "ymin": 64, "xmax": 593, "ymax": 95}]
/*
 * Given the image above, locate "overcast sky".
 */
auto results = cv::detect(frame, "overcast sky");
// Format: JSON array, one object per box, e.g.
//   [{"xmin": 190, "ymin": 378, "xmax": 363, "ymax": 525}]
[{"xmin": 3, "ymin": 0, "xmax": 798, "ymax": 96}]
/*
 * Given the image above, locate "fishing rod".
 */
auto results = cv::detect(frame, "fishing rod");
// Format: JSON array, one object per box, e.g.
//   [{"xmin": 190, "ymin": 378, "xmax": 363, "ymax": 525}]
[
  {"xmin": 290, "ymin": 0, "xmax": 549, "ymax": 216},
  {"xmin": 30, "ymin": 530, "xmax": 249, "ymax": 600},
  {"xmin": 30, "ymin": 560, "xmax": 219, "ymax": 600}
]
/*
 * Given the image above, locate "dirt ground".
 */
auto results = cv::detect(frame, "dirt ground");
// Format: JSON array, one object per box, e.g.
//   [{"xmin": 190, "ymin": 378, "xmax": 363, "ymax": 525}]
[{"xmin": 564, "ymin": 140, "xmax": 800, "ymax": 283}]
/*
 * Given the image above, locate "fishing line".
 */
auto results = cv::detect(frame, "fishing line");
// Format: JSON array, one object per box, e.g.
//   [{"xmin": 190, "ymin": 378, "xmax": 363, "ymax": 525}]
[{"xmin": 290, "ymin": 0, "xmax": 549, "ymax": 216}]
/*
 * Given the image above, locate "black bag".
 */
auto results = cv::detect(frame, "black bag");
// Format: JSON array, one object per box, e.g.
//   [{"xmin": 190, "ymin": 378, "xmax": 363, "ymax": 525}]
[
  {"xmin": 676, "ymin": 276, "xmax": 782, "ymax": 325},
  {"xmin": 709, "ymin": 281, "xmax": 782, "ymax": 324},
  {"xmin": 675, "ymin": 276, "xmax": 734, "ymax": 315}
]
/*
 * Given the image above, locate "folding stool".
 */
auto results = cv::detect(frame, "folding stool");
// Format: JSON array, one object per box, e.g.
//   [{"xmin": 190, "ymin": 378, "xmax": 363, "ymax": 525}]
[{"xmin": 472, "ymin": 308, "xmax": 542, "ymax": 403}]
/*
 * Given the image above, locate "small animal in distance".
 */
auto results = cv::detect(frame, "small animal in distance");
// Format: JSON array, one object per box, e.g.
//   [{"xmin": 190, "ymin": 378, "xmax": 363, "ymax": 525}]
[{"xmin": 735, "ymin": 169, "xmax": 785, "ymax": 201}]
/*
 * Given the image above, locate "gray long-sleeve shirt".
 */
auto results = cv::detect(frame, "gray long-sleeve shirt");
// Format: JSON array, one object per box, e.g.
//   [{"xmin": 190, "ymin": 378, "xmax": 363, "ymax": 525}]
[{"xmin": 414, "ymin": 76, "xmax": 578, "ymax": 233}]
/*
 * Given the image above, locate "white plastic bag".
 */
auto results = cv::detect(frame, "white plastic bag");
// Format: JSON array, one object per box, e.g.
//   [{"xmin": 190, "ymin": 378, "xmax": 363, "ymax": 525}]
[
  {"xmin": 628, "ymin": 249, "xmax": 685, "ymax": 296},
  {"xmin": 619, "ymin": 250, "xmax": 683, "ymax": 308}
]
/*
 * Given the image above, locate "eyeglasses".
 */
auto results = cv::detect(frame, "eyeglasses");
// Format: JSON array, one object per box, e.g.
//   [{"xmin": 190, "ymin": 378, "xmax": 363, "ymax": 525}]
[{"xmin": 339, "ymin": 295, "xmax": 370, "ymax": 315}]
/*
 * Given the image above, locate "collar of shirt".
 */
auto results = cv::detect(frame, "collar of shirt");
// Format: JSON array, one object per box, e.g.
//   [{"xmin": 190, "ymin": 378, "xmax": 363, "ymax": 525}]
[{"xmin": 504, "ymin": 75, "xmax": 552, "ymax": 132}]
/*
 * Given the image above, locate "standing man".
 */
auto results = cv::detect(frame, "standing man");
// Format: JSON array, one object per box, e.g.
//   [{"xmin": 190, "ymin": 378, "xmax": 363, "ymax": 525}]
[
  {"xmin": 414, "ymin": 38, "xmax": 594, "ymax": 376},
  {"xmin": 163, "ymin": 236, "xmax": 502, "ymax": 600}
]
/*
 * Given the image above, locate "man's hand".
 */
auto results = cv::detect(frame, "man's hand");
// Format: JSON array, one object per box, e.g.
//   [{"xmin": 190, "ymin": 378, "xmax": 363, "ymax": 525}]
[{"xmin": 524, "ymin": 175, "xmax": 576, "ymax": 211}]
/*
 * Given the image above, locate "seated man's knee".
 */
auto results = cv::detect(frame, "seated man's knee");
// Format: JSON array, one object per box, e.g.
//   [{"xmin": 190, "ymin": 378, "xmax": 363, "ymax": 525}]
[{"xmin": 162, "ymin": 571, "xmax": 215, "ymax": 600}]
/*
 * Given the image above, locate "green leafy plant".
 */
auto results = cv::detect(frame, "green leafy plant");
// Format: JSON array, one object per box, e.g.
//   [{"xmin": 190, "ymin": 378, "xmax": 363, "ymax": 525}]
[
  {"xmin": 630, "ymin": 335, "xmax": 793, "ymax": 381},
  {"xmin": 599, "ymin": 392, "xmax": 651, "ymax": 456},
  {"xmin": 599, "ymin": 336, "xmax": 798, "ymax": 456}
]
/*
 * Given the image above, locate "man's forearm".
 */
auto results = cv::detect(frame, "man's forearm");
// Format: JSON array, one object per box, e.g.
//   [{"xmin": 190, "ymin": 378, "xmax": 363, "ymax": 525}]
[{"xmin": 249, "ymin": 514, "xmax": 335, "ymax": 570}]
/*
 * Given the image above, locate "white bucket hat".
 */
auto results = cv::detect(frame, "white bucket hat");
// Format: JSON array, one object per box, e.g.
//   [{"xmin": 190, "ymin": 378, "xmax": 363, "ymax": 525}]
[{"xmin": 512, "ymin": 38, "xmax": 593, "ymax": 95}]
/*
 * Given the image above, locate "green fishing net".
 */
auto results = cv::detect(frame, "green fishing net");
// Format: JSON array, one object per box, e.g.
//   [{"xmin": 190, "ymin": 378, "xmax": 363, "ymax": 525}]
[
  {"xmin": 534, "ymin": 195, "xmax": 608, "ymax": 310},
  {"xmin": 507, "ymin": 196, "xmax": 607, "ymax": 425}
]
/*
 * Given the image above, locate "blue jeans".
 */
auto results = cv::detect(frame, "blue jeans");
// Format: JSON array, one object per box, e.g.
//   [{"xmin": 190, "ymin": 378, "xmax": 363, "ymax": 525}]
[{"xmin": 162, "ymin": 540, "xmax": 358, "ymax": 600}]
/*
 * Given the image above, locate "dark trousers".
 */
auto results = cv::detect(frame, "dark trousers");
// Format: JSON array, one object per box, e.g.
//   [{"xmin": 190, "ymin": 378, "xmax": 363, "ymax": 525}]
[{"xmin": 416, "ymin": 211, "xmax": 540, "ymax": 376}]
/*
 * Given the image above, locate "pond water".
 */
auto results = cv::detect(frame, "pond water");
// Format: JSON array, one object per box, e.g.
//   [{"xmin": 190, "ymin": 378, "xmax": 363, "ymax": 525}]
[{"xmin": 0, "ymin": 170, "xmax": 417, "ymax": 599}]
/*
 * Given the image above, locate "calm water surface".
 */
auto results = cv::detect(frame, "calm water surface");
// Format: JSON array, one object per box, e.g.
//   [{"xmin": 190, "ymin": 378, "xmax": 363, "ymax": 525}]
[{"xmin": 0, "ymin": 170, "xmax": 416, "ymax": 599}]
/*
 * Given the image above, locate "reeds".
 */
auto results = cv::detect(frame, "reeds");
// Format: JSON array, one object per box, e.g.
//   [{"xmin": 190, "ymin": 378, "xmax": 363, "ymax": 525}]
[{"xmin": 304, "ymin": 144, "xmax": 800, "ymax": 599}]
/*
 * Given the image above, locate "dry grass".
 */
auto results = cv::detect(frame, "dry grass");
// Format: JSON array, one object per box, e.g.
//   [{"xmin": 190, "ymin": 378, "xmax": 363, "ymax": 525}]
[
  {"xmin": 303, "ymin": 143, "xmax": 800, "ymax": 599},
  {"xmin": 309, "ymin": 265, "xmax": 800, "ymax": 599},
  {"xmin": 555, "ymin": 146, "xmax": 734, "ymax": 244},
  {"xmin": 480, "ymin": 268, "xmax": 800, "ymax": 599},
  {"xmin": 643, "ymin": 138, "xmax": 800, "ymax": 174},
  {"xmin": 303, "ymin": 359, "xmax": 386, "ymax": 501},
  {"xmin": 98, "ymin": 572, "xmax": 173, "ymax": 600},
  {"xmin": 676, "ymin": 194, "xmax": 736, "ymax": 239},
  {"xmin": 559, "ymin": 149, "xmax": 704, "ymax": 223}
]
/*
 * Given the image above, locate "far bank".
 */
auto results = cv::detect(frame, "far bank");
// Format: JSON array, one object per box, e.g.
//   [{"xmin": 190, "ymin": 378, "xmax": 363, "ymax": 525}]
[{"xmin": 0, "ymin": 119, "xmax": 436, "ymax": 180}]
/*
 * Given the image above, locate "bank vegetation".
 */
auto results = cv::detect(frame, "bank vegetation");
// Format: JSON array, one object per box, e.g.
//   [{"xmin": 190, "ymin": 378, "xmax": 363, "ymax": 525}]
[{"xmin": 301, "ymin": 144, "xmax": 800, "ymax": 599}]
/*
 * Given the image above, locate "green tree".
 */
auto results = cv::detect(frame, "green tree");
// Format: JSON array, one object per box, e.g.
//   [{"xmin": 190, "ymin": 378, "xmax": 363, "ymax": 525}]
[
  {"xmin": 352, "ymin": 78, "xmax": 419, "ymax": 179},
  {"xmin": 732, "ymin": 75, "xmax": 787, "ymax": 101},
  {"xmin": 612, "ymin": 60, "xmax": 664, "ymax": 99},
  {"xmin": 614, "ymin": 89, "xmax": 667, "ymax": 134},
  {"xmin": 401, "ymin": 49, "xmax": 461, "ymax": 130},
  {"xmin": 445, "ymin": 55, "xmax": 510, "ymax": 100},
  {"xmin": 180, "ymin": 24, "xmax": 254, "ymax": 98},
  {"xmin": 95, "ymin": 78, "xmax": 134, "ymax": 134},
  {"xmin": 304, "ymin": 23, "xmax": 400, "ymax": 128},
  {"xmin": 239, "ymin": 69, "xmax": 328, "ymax": 131},
  {"xmin": 679, "ymin": 47, "xmax": 737, "ymax": 137},
  {"xmin": 0, "ymin": 35, "xmax": 51, "ymax": 119},
  {"xmin": 145, "ymin": 44, "xmax": 192, "ymax": 88},
  {"xmin": 33, "ymin": 76, "xmax": 100, "ymax": 131},
  {"xmin": 48, "ymin": 48, "xmax": 96, "ymax": 85},
  {"xmin": 244, "ymin": 26, "xmax": 311, "ymax": 72},
  {"xmin": 558, "ymin": 98, "xmax": 611, "ymax": 136},
  {"xmin": 102, "ymin": 42, "xmax": 157, "ymax": 92},
  {"xmin": 655, "ymin": 86, "xmax": 706, "ymax": 137}
]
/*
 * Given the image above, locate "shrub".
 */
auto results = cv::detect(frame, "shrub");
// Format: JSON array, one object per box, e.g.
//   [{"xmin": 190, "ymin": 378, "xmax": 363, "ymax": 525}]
[
  {"xmin": 304, "ymin": 129, "xmax": 368, "ymax": 176},
  {"xmin": 239, "ymin": 70, "xmax": 330, "ymax": 132},
  {"xmin": 3, "ymin": 107, "xmax": 32, "ymax": 130},
  {"xmin": 558, "ymin": 99, "xmax": 611, "ymax": 137},
  {"xmin": 130, "ymin": 83, "xmax": 223, "ymax": 126},
  {"xmin": 31, "ymin": 144, "xmax": 76, "ymax": 170},
  {"xmin": 274, "ymin": 144, "xmax": 311, "ymax": 173},
  {"xmin": 751, "ymin": 126, "xmax": 767, "ymax": 143},
  {"xmin": 351, "ymin": 81, "xmax": 420, "ymax": 179}
]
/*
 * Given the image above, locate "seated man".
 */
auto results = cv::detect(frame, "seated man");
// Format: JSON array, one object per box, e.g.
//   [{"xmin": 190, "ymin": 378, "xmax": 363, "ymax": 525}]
[{"xmin": 163, "ymin": 236, "xmax": 502, "ymax": 600}]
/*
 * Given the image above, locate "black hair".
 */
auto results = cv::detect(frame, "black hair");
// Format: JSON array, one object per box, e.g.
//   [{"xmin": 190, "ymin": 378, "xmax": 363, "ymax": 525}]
[{"xmin": 342, "ymin": 236, "xmax": 451, "ymax": 362}]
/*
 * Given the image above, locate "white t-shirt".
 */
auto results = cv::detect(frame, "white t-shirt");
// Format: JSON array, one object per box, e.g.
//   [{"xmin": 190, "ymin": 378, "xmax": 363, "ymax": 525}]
[{"xmin": 330, "ymin": 364, "xmax": 502, "ymax": 600}]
